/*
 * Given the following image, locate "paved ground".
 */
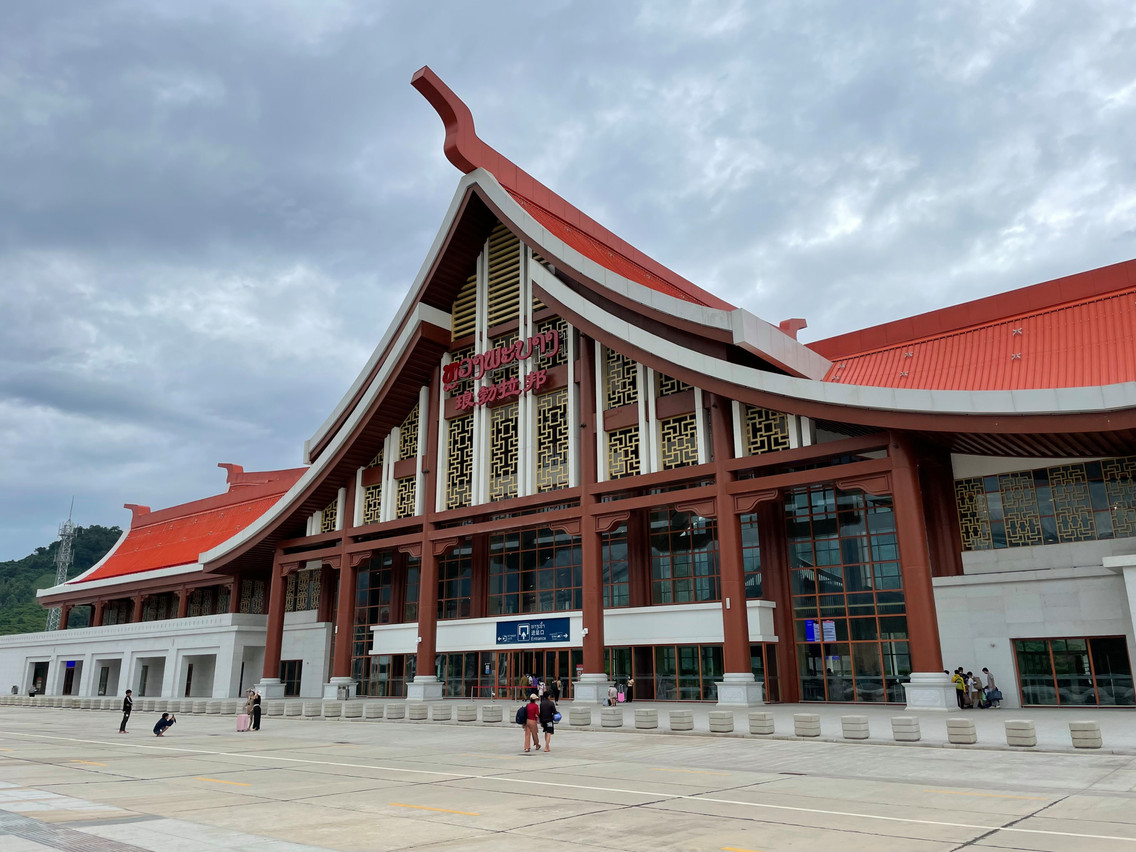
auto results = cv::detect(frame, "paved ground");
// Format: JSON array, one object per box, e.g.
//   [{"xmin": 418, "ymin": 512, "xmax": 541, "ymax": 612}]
[{"xmin": 2, "ymin": 703, "xmax": 1135, "ymax": 851}]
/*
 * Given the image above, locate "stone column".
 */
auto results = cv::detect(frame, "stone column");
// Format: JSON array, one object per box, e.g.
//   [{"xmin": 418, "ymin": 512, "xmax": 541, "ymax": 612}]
[{"xmin": 257, "ymin": 557, "xmax": 289, "ymax": 699}]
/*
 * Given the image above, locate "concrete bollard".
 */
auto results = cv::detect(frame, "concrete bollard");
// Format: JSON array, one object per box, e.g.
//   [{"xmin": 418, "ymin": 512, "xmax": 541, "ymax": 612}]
[
  {"xmin": 1004, "ymin": 720, "xmax": 1036, "ymax": 747},
  {"xmin": 192, "ymin": 699, "xmax": 208, "ymax": 714},
  {"xmin": 153, "ymin": 700, "xmax": 168, "ymax": 713},
  {"xmin": 206, "ymin": 701, "xmax": 222, "ymax": 715},
  {"xmin": 220, "ymin": 700, "xmax": 239, "ymax": 715},
  {"xmin": 302, "ymin": 701, "xmax": 322, "ymax": 718},
  {"xmin": 841, "ymin": 715, "xmax": 870, "ymax": 740},
  {"xmin": 1069, "ymin": 721, "xmax": 1103, "ymax": 749},
  {"xmin": 601, "ymin": 708, "xmax": 623, "ymax": 728},
  {"xmin": 456, "ymin": 705, "xmax": 477, "ymax": 722},
  {"xmin": 363, "ymin": 702, "xmax": 383, "ymax": 720},
  {"xmin": 748, "ymin": 711, "xmax": 775, "ymax": 735},
  {"xmin": 669, "ymin": 710, "xmax": 694, "ymax": 731},
  {"xmin": 794, "ymin": 713, "xmax": 821, "ymax": 738},
  {"xmin": 634, "ymin": 709, "xmax": 658, "ymax": 730},
  {"xmin": 891, "ymin": 716, "xmax": 921, "ymax": 742},
  {"xmin": 266, "ymin": 701, "xmax": 284, "ymax": 716},
  {"xmin": 79, "ymin": 698, "xmax": 93, "ymax": 710},
  {"xmin": 709, "ymin": 711, "xmax": 735, "ymax": 733},
  {"xmin": 343, "ymin": 702, "xmax": 363, "ymax": 719},
  {"xmin": 322, "ymin": 701, "xmax": 342, "ymax": 719},
  {"xmin": 408, "ymin": 704, "xmax": 428, "ymax": 721},
  {"xmin": 386, "ymin": 704, "xmax": 406, "ymax": 720},
  {"xmin": 285, "ymin": 701, "xmax": 302, "ymax": 716},
  {"xmin": 141, "ymin": 699, "xmax": 156, "ymax": 712},
  {"xmin": 431, "ymin": 705, "xmax": 452, "ymax": 721},
  {"xmin": 946, "ymin": 718, "xmax": 977, "ymax": 745},
  {"xmin": 480, "ymin": 705, "xmax": 502, "ymax": 723},
  {"xmin": 569, "ymin": 708, "xmax": 591, "ymax": 727}
]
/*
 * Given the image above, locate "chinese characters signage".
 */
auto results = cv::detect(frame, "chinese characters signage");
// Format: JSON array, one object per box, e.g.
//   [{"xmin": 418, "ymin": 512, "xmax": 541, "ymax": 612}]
[{"xmin": 445, "ymin": 328, "xmax": 561, "ymax": 412}]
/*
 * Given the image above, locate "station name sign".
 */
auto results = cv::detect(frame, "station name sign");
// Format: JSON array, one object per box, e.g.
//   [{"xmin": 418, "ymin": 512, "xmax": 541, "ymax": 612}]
[
  {"xmin": 444, "ymin": 328, "xmax": 561, "ymax": 412},
  {"xmin": 495, "ymin": 617, "xmax": 570, "ymax": 646}
]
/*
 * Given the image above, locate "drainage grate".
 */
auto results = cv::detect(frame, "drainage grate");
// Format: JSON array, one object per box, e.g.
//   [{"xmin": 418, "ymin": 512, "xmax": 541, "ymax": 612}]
[{"xmin": 0, "ymin": 811, "xmax": 152, "ymax": 851}]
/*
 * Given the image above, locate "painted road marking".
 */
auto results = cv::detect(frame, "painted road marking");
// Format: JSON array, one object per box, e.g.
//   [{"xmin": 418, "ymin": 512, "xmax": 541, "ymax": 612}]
[
  {"xmin": 654, "ymin": 768, "xmax": 731, "ymax": 776},
  {"xmin": 4, "ymin": 731, "xmax": 1133, "ymax": 846},
  {"xmin": 924, "ymin": 789, "xmax": 1048, "ymax": 801},
  {"xmin": 392, "ymin": 802, "xmax": 479, "ymax": 815},
  {"xmin": 72, "ymin": 760, "xmax": 107, "ymax": 766},
  {"xmin": 196, "ymin": 777, "xmax": 251, "ymax": 786},
  {"xmin": 723, "ymin": 847, "xmax": 763, "ymax": 852}
]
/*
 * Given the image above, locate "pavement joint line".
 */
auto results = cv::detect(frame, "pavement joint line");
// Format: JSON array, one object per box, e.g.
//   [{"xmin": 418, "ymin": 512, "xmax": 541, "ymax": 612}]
[
  {"xmin": 390, "ymin": 802, "xmax": 479, "ymax": 815},
  {"xmin": 3, "ymin": 730, "xmax": 1136, "ymax": 845},
  {"xmin": 195, "ymin": 777, "xmax": 252, "ymax": 786},
  {"xmin": 653, "ymin": 768, "xmax": 731, "ymax": 776},
  {"xmin": 722, "ymin": 847, "xmax": 763, "ymax": 852},
  {"xmin": 922, "ymin": 789, "xmax": 1048, "ymax": 800}
]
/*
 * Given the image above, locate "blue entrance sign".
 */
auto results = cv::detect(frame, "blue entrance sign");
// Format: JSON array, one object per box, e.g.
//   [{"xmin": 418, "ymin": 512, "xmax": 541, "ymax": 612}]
[{"xmin": 495, "ymin": 617, "xmax": 570, "ymax": 645}]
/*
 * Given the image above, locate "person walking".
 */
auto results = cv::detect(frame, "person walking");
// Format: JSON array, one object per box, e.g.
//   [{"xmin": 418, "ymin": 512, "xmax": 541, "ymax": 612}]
[
  {"xmin": 967, "ymin": 671, "xmax": 982, "ymax": 709},
  {"xmin": 625, "ymin": 677, "xmax": 635, "ymax": 703},
  {"xmin": 523, "ymin": 694, "xmax": 540, "ymax": 752},
  {"xmin": 548, "ymin": 678, "xmax": 561, "ymax": 702},
  {"xmin": 951, "ymin": 669, "xmax": 965, "ymax": 708},
  {"xmin": 982, "ymin": 667, "xmax": 1001, "ymax": 708},
  {"xmin": 538, "ymin": 692, "xmax": 557, "ymax": 752},
  {"xmin": 251, "ymin": 689, "xmax": 262, "ymax": 731},
  {"xmin": 119, "ymin": 689, "xmax": 133, "ymax": 733}
]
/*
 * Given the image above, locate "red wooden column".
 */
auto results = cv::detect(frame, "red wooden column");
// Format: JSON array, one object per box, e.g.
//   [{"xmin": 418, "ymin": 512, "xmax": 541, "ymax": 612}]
[
  {"xmin": 228, "ymin": 578, "xmax": 241, "ymax": 614},
  {"xmin": 177, "ymin": 588, "xmax": 190, "ymax": 619},
  {"xmin": 757, "ymin": 498, "xmax": 798, "ymax": 703},
  {"xmin": 91, "ymin": 600, "xmax": 105, "ymax": 627},
  {"xmin": 578, "ymin": 335, "xmax": 606, "ymax": 680},
  {"xmin": 888, "ymin": 434, "xmax": 945, "ymax": 673},
  {"xmin": 58, "ymin": 604, "xmax": 72, "ymax": 631},
  {"xmin": 708, "ymin": 394, "xmax": 749, "ymax": 674},
  {"xmin": 131, "ymin": 594, "xmax": 146, "ymax": 623},
  {"xmin": 261, "ymin": 555, "xmax": 289, "ymax": 685},
  {"xmin": 409, "ymin": 370, "xmax": 443, "ymax": 700},
  {"xmin": 415, "ymin": 543, "xmax": 440, "ymax": 680},
  {"xmin": 332, "ymin": 556, "xmax": 358, "ymax": 679}
]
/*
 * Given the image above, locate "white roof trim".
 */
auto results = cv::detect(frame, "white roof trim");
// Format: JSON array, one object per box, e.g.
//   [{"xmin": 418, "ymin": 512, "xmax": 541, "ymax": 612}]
[
  {"xmin": 203, "ymin": 300, "xmax": 450, "ymax": 567},
  {"xmin": 38, "ymin": 562, "xmax": 201, "ymax": 598},
  {"xmin": 534, "ymin": 263, "xmax": 1136, "ymax": 417}
]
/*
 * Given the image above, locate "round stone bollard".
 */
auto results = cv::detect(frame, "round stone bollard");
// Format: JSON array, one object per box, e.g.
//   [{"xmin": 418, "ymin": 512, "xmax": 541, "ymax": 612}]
[
  {"xmin": 480, "ymin": 705, "xmax": 502, "ymax": 723},
  {"xmin": 568, "ymin": 708, "xmax": 591, "ymax": 727},
  {"xmin": 794, "ymin": 713, "xmax": 821, "ymax": 738},
  {"xmin": 601, "ymin": 708, "xmax": 623, "ymax": 728},
  {"xmin": 266, "ymin": 700, "xmax": 284, "ymax": 717},
  {"xmin": 709, "ymin": 711, "xmax": 735, "ymax": 733},
  {"xmin": 363, "ymin": 702, "xmax": 384, "ymax": 720},
  {"xmin": 408, "ymin": 704, "xmax": 428, "ymax": 721},
  {"xmin": 79, "ymin": 698, "xmax": 93, "ymax": 710},
  {"xmin": 1069, "ymin": 720, "xmax": 1102, "ymax": 749},
  {"xmin": 946, "ymin": 718, "xmax": 977, "ymax": 745},
  {"xmin": 192, "ymin": 699, "xmax": 208, "ymax": 714},
  {"xmin": 302, "ymin": 701, "xmax": 322, "ymax": 718},
  {"xmin": 891, "ymin": 716, "xmax": 921, "ymax": 742},
  {"xmin": 669, "ymin": 710, "xmax": 694, "ymax": 731},
  {"xmin": 284, "ymin": 701, "xmax": 302, "ymax": 716},
  {"xmin": 206, "ymin": 701, "xmax": 222, "ymax": 715},
  {"xmin": 386, "ymin": 704, "xmax": 406, "ymax": 720},
  {"xmin": 748, "ymin": 711, "xmax": 775, "ymax": 735},
  {"xmin": 338, "ymin": 701, "xmax": 359, "ymax": 719},
  {"xmin": 1004, "ymin": 720, "xmax": 1036, "ymax": 747},
  {"xmin": 322, "ymin": 701, "xmax": 342, "ymax": 719},
  {"xmin": 634, "ymin": 709, "xmax": 658, "ymax": 730},
  {"xmin": 431, "ymin": 705, "xmax": 452, "ymax": 721},
  {"xmin": 841, "ymin": 715, "xmax": 870, "ymax": 740},
  {"xmin": 456, "ymin": 705, "xmax": 477, "ymax": 722}
]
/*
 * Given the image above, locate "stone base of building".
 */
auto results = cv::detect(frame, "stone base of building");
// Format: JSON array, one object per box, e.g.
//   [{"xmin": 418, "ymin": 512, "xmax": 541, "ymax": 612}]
[
  {"xmin": 715, "ymin": 673, "xmax": 765, "ymax": 706},
  {"xmin": 323, "ymin": 677, "xmax": 358, "ymax": 700},
  {"xmin": 572, "ymin": 674, "xmax": 612, "ymax": 705},
  {"xmin": 256, "ymin": 678, "xmax": 286, "ymax": 700},
  {"xmin": 902, "ymin": 672, "xmax": 957, "ymax": 710},
  {"xmin": 406, "ymin": 676, "xmax": 444, "ymax": 702}
]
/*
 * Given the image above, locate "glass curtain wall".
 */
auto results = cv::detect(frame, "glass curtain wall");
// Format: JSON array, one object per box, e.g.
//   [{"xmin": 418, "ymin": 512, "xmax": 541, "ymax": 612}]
[
  {"xmin": 488, "ymin": 527, "xmax": 582, "ymax": 615},
  {"xmin": 649, "ymin": 510, "xmax": 720, "ymax": 604},
  {"xmin": 1015, "ymin": 637, "xmax": 1134, "ymax": 706}
]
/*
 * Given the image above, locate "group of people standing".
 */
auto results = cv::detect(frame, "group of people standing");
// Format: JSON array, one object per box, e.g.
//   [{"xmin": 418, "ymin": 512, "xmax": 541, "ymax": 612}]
[
  {"xmin": 241, "ymin": 688, "xmax": 262, "ymax": 732},
  {"xmin": 951, "ymin": 667, "xmax": 1001, "ymax": 708}
]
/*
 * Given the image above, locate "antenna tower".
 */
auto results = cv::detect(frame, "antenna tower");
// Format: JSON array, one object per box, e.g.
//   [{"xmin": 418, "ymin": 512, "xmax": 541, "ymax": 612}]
[{"xmin": 45, "ymin": 500, "xmax": 76, "ymax": 631}]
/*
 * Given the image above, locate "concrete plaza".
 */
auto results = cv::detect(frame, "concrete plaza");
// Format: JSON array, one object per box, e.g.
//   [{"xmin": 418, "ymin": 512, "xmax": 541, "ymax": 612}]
[{"xmin": 2, "ymin": 702, "xmax": 1136, "ymax": 851}]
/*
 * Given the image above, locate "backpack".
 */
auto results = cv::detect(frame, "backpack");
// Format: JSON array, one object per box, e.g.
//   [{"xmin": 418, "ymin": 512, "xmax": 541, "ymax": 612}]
[{"xmin": 515, "ymin": 705, "xmax": 527, "ymax": 725}]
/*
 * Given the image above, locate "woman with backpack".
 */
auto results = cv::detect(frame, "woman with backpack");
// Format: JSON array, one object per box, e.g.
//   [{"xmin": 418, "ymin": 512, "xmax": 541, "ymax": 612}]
[{"xmin": 522, "ymin": 693, "xmax": 540, "ymax": 752}]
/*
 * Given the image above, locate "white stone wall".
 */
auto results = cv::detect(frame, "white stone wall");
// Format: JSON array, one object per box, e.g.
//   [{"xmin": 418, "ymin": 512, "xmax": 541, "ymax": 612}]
[{"xmin": 281, "ymin": 609, "xmax": 333, "ymax": 698}]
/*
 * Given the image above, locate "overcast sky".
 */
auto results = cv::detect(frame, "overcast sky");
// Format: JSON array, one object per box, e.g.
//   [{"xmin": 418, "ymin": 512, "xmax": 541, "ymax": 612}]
[{"xmin": 2, "ymin": 1, "xmax": 1134, "ymax": 561}]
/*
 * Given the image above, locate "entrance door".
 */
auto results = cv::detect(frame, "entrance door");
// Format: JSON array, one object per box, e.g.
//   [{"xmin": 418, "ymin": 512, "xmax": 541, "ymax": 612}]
[
  {"xmin": 494, "ymin": 649, "xmax": 580, "ymax": 700},
  {"xmin": 183, "ymin": 663, "xmax": 193, "ymax": 698},
  {"xmin": 62, "ymin": 664, "xmax": 75, "ymax": 695}
]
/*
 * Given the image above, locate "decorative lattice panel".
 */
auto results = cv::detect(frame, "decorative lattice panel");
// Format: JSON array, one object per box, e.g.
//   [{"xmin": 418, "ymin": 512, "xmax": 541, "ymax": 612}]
[
  {"xmin": 446, "ymin": 414, "xmax": 473, "ymax": 509},
  {"xmin": 491, "ymin": 331, "xmax": 519, "ymax": 382},
  {"xmin": 239, "ymin": 581, "xmax": 254, "ymax": 614},
  {"xmin": 607, "ymin": 426, "xmax": 640, "ymax": 479},
  {"xmin": 249, "ymin": 580, "xmax": 265, "ymax": 614},
  {"xmin": 399, "ymin": 404, "xmax": 420, "ymax": 461},
  {"xmin": 284, "ymin": 573, "xmax": 296, "ymax": 611},
  {"xmin": 605, "ymin": 348, "xmax": 638, "ymax": 409},
  {"xmin": 217, "ymin": 585, "xmax": 230, "ymax": 614},
  {"xmin": 534, "ymin": 316, "xmax": 568, "ymax": 368},
  {"xmin": 1049, "ymin": 463, "xmax": 1095, "ymax": 542},
  {"xmin": 659, "ymin": 413, "xmax": 698, "ymax": 470},
  {"xmin": 488, "ymin": 402, "xmax": 519, "ymax": 501},
  {"xmin": 1103, "ymin": 456, "xmax": 1136, "ymax": 538},
  {"xmin": 955, "ymin": 478, "xmax": 992, "ymax": 550},
  {"xmin": 486, "ymin": 223, "xmax": 521, "ymax": 328},
  {"xmin": 321, "ymin": 497, "xmax": 338, "ymax": 533},
  {"xmin": 447, "ymin": 346, "xmax": 474, "ymax": 398},
  {"xmin": 656, "ymin": 372, "xmax": 690, "ymax": 398},
  {"xmin": 295, "ymin": 570, "xmax": 310, "ymax": 611},
  {"xmin": 452, "ymin": 272, "xmax": 477, "ymax": 340},
  {"xmin": 309, "ymin": 571, "xmax": 320, "ymax": 611},
  {"xmin": 362, "ymin": 484, "xmax": 382, "ymax": 525},
  {"xmin": 189, "ymin": 591, "xmax": 202, "ymax": 618},
  {"xmin": 999, "ymin": 472, "xmax": 1043, "ymax": 547},
  {"xmin": 743, "ymin": 404, "xmax": 791, "ymax": 456},
  {"xmin": 367, "ymin": 449, "xmax": 383, "ymax": 469},
  {"xmin": 395, "ymin": 477, "xmax": 416, "ymax": 519},
  {"xmin": 536, "ymin": 387, "xmax": 570, "ymax": 492}
]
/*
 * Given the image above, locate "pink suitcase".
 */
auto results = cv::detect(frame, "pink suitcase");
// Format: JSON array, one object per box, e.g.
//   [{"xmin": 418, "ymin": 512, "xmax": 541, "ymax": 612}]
[{"xmin": 237, "ymin": 713, "xmax": 250, "ymax": 732}]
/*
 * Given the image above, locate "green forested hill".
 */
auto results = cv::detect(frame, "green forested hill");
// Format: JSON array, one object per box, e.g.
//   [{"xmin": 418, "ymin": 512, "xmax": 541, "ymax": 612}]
[{"xmin": 0, "ymin": 525, "xmax": 122, "ymax": 635}]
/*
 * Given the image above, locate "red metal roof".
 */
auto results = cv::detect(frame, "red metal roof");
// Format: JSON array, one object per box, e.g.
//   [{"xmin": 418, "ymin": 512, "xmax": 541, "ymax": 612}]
[
  {"xmin": 821, "ymin": 284, "xmax": 1136, "ymax": 391},
  {"xmin": 73, "ymin": 467, "xmax": 304, "ymax": 584}
]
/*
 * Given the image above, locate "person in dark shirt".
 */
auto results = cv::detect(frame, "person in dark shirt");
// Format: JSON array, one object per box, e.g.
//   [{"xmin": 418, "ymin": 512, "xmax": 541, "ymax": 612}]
[
  {"xmin": 251, "ymin": 691, "xmax": 262, "ymax": 731},
  {"xmin": 119, "ymin": 690, "xmax": 133, "ymax": 733},
  {"xmin": 153, "ymin": 712, "xmax": 176, "ymax": 737},
  {"xmin": 538, "ymin": 693, "xmax": 557, "ymax": 753}
]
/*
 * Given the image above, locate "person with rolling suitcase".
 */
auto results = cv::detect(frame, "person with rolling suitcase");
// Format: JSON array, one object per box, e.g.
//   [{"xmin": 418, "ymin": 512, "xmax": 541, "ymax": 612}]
[{"xmin": 238, "ymin": 688, "xmax": 253, "ymax": 732}]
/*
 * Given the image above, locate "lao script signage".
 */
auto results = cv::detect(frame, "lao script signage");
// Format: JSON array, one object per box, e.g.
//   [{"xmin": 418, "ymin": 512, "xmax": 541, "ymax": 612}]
[
  {"xmin": 444, "ymin": 328, "xmax": 561, "ymax": 412},
  {"xmin": 495, "ymin": 617, "xmax": 571, "ymax": 646}
]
